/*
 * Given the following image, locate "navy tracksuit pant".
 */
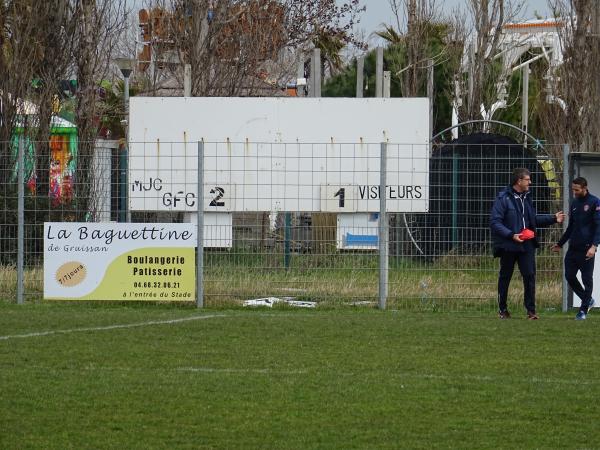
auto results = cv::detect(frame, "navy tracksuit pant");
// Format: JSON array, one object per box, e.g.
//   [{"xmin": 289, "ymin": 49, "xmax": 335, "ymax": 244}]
[
  {"xmin": 565, "ymin": 247, "xmax": 595, "ymax": 313},
  {"xmin": 498, "ymin": 242, "xmax": 536, "ymax": 313}
]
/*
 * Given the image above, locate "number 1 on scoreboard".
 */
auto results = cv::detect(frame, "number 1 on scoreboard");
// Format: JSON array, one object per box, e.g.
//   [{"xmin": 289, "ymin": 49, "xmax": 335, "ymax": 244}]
[
  {"xmin": 333, "ymin": 188, "xmax": 345, "ymax": 208},
  {"xmin": 321, "ymin": 185, "xmax": 356, "ymax": 212}
]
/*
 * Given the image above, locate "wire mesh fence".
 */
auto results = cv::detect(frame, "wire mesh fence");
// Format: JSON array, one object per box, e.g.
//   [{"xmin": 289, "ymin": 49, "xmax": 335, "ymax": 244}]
[{"xmin": 0, "ymin": 138, "xmax": 568, "ymax": 312}]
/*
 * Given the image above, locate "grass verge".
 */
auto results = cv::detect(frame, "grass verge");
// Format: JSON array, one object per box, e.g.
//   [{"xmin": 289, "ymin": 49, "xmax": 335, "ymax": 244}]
[{"xmin": 1, "ymin": 250, "xmax": 564, "ymax": 311}]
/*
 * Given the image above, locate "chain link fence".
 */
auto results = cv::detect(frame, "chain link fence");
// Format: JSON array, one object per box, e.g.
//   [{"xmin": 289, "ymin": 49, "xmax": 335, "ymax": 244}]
[{"xmin": 0, "ymin": 137, "xmax": 568, "ymax": 312}]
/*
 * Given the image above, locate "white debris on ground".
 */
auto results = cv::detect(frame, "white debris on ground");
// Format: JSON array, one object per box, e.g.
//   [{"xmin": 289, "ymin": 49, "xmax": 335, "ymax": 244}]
[
  {"xmin": 285, "ymin": 300, "xmax": 317, "ymax": 308},
  {"xmin": 242, "ymin": 297, "xmax": 316, "ymax": 308}
]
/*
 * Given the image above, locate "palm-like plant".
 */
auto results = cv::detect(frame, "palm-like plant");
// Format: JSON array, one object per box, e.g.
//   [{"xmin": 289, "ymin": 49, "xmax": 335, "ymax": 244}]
[
  {"xmin": 313, "ymin": 30, "xmax": 347, "ymax": 77},
  {"xmin": 375, "ymin": 24, "xmax": 403, "ymax": 46}
]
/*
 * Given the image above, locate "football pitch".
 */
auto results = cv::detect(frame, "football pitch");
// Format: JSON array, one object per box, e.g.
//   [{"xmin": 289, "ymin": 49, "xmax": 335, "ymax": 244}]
[{"xmin": 1, "ymin": 303, "xmax": 599, "ymax": 449}]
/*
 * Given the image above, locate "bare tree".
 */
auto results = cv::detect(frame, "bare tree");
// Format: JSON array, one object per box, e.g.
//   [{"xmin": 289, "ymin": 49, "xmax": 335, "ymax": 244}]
[
  {"xmin": 384, "ymin": 0, "xmax": 440, "ymax": 97},
  {"xmin": 72, "ymin": 1, "xmax": 129, "ymax": 143},
  {"xmin": 452, "ymin": 0, "xmax": 524, "ymax": 127},
  {"xmin": 0, "ymin": 1, "xmax": 42, "ymax": 166},
  {"xmin": 0, "ymin": 0, "xmax": 80, "ymax": 197},
  {"xmin": 0, "ymin": 0, "xmax": 129, "ymax": 200},
  {"xmin": 540, "ymin": 0, "xmax": 600, "ymax": 154},
  {"xmin": 70, "ymin": 0, "xmax": 129, "ymax": 216},
  {"xmin": 29, "ymin": 2, "xmax": 78, "ymax": 198},
  {"xmin": 0, "ymin": 0, "xmax": 78, "ymax": 262},
  {"xmin": 138, "ymin": 0, "xmax": 364, "ymax": 97}
]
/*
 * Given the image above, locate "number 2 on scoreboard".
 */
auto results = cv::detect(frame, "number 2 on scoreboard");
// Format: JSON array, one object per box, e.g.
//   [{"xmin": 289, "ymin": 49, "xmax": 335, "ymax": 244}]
[{"xmin": 209, "ymin": 186, "xmax": 225, "ymax": 207}]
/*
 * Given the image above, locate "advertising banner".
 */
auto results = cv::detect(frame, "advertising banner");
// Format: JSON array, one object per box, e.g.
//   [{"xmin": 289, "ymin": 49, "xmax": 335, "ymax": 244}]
[{"xmin": 44, "ymin": 223, "xmax": 195, "ymax": 301}]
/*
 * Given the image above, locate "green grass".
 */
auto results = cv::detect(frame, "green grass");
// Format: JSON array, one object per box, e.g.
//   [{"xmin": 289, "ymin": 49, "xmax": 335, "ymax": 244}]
[
  {"xmin": 1, "ymin": 303, "xmax": 599, "ymax": 449},
  {"xmin": 0, "ymin": 233, "xmax": 566, "ymax": 310},
  {"xmin": 1, "ymin": 250, "xmax": 565, "ymax": 311}
]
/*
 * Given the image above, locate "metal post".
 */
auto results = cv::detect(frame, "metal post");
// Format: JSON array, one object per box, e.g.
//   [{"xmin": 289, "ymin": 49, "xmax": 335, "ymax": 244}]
[
  {"xmin": 124, "ymin": 74, "xmax": 130, "ymax": 223},
  {"xmin": 379, "ymin": 142, "xmax": 388, "ymax": 309},
  {"xmin": 309, "ymin": 55, "xmax": 315, "ymax": 96},
  {"xmin": 184, "ymin": 64, "xmax": 192, "ymax": 97},
  {"xmin": 452, "ymin": 149, "xmax": 458, "ymax": 245},
  {"xmin": 427, "ymin": 59, "xmax": 434, "ymax": 141},
  {"xmin": 91, "ymin": 141, "xmax": 112, "ymax": 222},
  {"xmin": 197, "ymin": 141, "xmax": 204, "ymax": 308},
  {"xmin": 17, "ymin": 132, "xmax": 24, "ymax": 304},
  {"xmin": 297, "ymin": 53, "xmax": 306, "ymax": 97},
  {"xmin": 356, "ymin": 56, "xmax": 364, "ymax": 98},
  {"xmin": 376, "ymin": 47, "xmax": 383, "ymax": 98},
  {"xmin": 562, "ymin": 144, "xmax": 570, "ymax": 313},
  {"xmin": 521, "ymin": 66, "xmax": 529, "ymax": 146},
  {"xmin": 468, "ymin": 41, "xmax": 475, "ymax": 106},
  {"xmin": 311, "ymin": 48, "xmax": 321, "ymax": 98},
  {"xmin": 119, "ymin": 74, "xmax": 130, "ymax": 222},
  {"xmin": 594, "ymin": 9, "xmax": 600, "ymax": 144},
  {"xmin": 284, "ymin": 212, "xmax": 291, "ymax": 270},
  {"xmin": 119, "ymin": 150, "xmax": 127, "ymax": 222},
  {"xmin": 383, "ymin": 71, "xmax": 391, "ymax": 98}
]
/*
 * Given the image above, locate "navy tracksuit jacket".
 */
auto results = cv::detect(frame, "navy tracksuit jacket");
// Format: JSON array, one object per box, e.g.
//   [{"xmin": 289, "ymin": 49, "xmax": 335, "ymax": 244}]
[
  {"xmin": 557, "ymin": 192, "xmax": 600, "ymax": 311},
  {"xmin": 490, "ymin": 187, "xmax": 557, "ymax": 313},
  {"xmin": 490, "ymin": 187, "xmax": 556, "ymax": 253}
]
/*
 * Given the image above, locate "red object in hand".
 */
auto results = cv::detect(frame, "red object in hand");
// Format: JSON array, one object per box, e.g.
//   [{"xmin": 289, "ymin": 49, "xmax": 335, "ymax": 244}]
[{"xmin": 519, "ymin": 228, "xmax": 535, "ymax": 240}]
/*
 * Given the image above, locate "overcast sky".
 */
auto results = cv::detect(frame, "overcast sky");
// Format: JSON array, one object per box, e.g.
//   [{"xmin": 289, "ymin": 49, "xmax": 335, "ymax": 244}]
[{"xmin": 355, "ymin": 1, "xmax": 554, "ymax": 45}]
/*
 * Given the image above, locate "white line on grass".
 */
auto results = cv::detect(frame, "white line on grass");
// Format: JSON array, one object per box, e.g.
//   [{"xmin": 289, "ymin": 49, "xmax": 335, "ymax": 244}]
[
  {"xmin": 177, "ymin": 367, "xmax": 308, "ymax": 375},
  {"xmin": 0, "ymin": 314, "xmax": 228, "ymax": 341},
  {"xmin": 406, "ymin": 372, "xmax": 596, "ymax": 386},
  {"xmin": 175, "ymin": 368, "xmax": 595, "ymax": 386},
  {"xmin": 7, "ymin": 364, "xmax": 592, "ymax": 386},
  {"xmin": 0, "ymin": 312, "xmax": 308, "ymax": 342}
]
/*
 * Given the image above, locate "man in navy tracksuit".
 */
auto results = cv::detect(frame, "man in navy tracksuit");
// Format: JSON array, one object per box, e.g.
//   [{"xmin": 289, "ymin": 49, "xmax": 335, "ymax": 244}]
[
  {"xmin": 551, "ymin": 177, "xmax": 600, "ymax": 320},
  {"xmin": 491, "ymin": 168, "xmax": 564, "ymax": 319}
]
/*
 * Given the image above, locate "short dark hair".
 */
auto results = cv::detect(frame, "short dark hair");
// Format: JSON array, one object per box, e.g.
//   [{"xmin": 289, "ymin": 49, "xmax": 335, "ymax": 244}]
[
  {"xmin": 573, "ymin": 177, "xmax": 588, "ymax": 188},
  {"xmin": 511, "ymin": 168, "xmax": 531, "ymax": 186}
]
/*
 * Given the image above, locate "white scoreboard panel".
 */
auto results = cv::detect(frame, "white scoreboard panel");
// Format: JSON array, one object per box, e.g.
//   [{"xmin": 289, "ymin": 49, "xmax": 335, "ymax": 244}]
[{"xmin": 128, "ymin": 97, "xmax": 430, "ymax": 213}]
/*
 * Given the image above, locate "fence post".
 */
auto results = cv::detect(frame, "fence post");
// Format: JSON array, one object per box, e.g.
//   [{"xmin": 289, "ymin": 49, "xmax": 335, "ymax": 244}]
[
  {"xmin": 562, "ymin": 144, "xmax": 570, "ymax": 313},
  {"xmin": 310, "ymin": 48, "xmax": 321, "ymax": 98},
  {"xmin": 451, "ymin": 148, "xmax": 458, "ymax": 245},
  {"xmin": 356, "ymin": 55, "xmax": 364, "ymax": 98},
  {"xmin": 17, "ymin": 133, "xmax": 24, "ymax": 304},
  {"xmin": 284, "ymin": 213, "xmax": 291, "ymax": 270},
  {"xmin": 379, "ymin": 142, "xmax": 388, "ymax": 309},
  {"xmin": 375, "ymin": 47, "xmax": 383, "ymax": 98},
  {"xmin": 197, "ymin": 141, "xmax": 204, "ymax": 308},
  {"xmin": 119, "ymin": 149, "xmax": 127, "ymax": 222}
]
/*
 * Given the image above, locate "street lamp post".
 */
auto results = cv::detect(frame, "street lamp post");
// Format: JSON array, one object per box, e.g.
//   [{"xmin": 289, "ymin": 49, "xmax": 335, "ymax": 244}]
[{"xmin": 115, "ymin": 57, "xmax": 135, "ymax": 222}]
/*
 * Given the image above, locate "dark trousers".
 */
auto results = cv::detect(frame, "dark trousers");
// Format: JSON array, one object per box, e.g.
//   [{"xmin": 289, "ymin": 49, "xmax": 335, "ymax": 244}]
[
  {"xmin": 497, "ymin": 245, "xmax": 536, "ymax": 313},
  {"xmin": 565, "ymin": 248, "xmax": 595, "ymax": 313}
]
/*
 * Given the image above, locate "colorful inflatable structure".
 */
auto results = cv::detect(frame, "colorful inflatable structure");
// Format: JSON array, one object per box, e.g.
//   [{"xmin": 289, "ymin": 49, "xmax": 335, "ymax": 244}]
[{"xmin": 12, "ymin": 116, "xmax": 77, "ymax": 206}]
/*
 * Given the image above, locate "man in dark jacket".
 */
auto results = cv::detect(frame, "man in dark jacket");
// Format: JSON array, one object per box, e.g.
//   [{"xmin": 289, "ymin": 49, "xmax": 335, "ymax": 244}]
[
  {"xmin": 551, "ymin": 177, "xmax": 600, "ymax": 320},
  {"xmin": 490, "ymin": 168, "xmax": 564, "ymax": 319}
]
